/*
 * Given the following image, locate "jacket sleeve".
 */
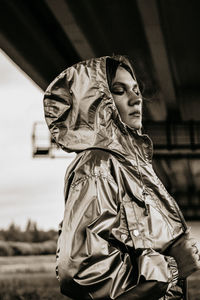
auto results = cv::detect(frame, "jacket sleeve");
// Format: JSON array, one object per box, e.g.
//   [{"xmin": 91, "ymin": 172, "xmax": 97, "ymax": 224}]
[{"xmin": 56, "ymin": 174, "xmax": 178, "ymax": 300}]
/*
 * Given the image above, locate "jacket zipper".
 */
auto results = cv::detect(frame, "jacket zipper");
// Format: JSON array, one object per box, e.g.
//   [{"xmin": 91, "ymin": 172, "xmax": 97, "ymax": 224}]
[{"xmin": 133, "ymin": 145, "xmax": 150, "ymax": 216}]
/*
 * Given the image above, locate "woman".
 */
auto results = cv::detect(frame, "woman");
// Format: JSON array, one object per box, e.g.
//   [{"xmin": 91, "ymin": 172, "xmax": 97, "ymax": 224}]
[{"xmin": 43, "ymin": 55, "xmax": 200, "ymax": 300}]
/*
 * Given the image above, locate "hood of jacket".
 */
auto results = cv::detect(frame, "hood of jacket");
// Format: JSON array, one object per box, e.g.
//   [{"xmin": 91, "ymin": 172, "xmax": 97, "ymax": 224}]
[{"xmin": 43, "ymin": 56, "xmax": 150, "ymax": 158}]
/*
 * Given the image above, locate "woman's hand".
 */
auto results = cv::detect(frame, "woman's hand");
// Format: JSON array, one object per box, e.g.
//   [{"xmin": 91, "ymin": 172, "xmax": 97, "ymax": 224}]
[{"xmin": 168, "ymin": 229, "xmax": 200, "ymax": 279}]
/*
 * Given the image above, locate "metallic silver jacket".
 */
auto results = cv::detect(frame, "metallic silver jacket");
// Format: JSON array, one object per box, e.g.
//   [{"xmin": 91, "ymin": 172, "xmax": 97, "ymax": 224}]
[{"xmin": 44, "ymin": 56, "xmax": 188, "ymax": 300}]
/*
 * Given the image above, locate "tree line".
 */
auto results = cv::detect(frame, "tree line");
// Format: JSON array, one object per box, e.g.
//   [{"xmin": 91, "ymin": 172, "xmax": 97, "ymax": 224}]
[{"xmin": 0, "ymin": 220, "xmax": 57, "ymax": 243}]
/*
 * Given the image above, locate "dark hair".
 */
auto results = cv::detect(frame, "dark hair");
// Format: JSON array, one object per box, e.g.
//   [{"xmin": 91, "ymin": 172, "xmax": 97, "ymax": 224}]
[{"xmin": 106, "ymin": 56, "xmax": 135, "ymax": 91}]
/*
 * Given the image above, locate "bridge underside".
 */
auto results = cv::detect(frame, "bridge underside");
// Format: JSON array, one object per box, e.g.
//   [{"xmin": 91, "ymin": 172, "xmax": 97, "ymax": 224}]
[{"xmin": 1, "ymin": 0, "xmax": 200, "ymax": 219}]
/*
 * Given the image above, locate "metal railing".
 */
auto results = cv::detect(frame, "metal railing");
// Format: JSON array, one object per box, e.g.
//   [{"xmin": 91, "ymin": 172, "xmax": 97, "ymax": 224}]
[
  {"xmin": 32, "ymin": 122, "xmax": 75, "ymax": 159},
  {"xmin": 144, "ymin": 121, "xmax": 200, "ymax": 158},
  {"xmin": 32, "ymin": 121, "xmax": 200, "ymax": 158}
]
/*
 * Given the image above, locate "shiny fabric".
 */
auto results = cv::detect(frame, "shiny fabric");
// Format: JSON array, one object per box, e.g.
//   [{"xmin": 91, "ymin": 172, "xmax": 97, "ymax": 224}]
[{"xmin": 44, "ymin": 56, "xmax": 188, "ymax": 300}]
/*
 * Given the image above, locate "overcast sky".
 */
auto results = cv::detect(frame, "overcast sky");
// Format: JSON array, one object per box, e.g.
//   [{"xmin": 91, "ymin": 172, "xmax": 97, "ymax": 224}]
[{"xmin": 0, "ymin": 49, "xmax": 73, "ymax": 230}]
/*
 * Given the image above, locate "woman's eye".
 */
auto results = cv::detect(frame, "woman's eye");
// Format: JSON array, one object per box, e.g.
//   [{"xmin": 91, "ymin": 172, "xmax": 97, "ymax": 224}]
[
  {"xmin": 111, "ymin": 88, "xmax": 125, "ymax": 95},
  {"xmin": 133, "ymin": 86, "xmax": 140, "ymax": 95}
]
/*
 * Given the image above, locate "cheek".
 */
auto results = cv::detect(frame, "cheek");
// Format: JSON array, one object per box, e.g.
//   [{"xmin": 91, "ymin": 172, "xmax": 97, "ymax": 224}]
[{"xmin": 114, "ymin": 101, "xmax": 127, "ymax": 119}]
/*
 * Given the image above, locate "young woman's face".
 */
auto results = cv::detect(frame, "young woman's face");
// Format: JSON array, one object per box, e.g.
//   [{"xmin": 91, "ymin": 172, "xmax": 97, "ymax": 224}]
[{"xmin": 111, "ymin": 66, "xmax": 142, "ymax": 130}]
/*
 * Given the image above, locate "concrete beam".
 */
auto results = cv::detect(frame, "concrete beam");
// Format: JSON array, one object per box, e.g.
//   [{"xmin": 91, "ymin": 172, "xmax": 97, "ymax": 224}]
[
  {"xmin": 0, "ymin": 32, "xmax": 47, "ymax": 90},
  {"xmin": 45, "ymin": 0, "xmax": 95, "ymax": 60},
  {"xmin": 137, "ymin": 0, "xmax": 177, "ymax": 113}
]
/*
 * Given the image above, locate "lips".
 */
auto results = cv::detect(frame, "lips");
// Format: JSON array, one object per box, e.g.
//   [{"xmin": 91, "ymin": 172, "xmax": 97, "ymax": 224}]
[{"xmin": 129, "ymin": 111, "xmax": 141, "ymax": 117}]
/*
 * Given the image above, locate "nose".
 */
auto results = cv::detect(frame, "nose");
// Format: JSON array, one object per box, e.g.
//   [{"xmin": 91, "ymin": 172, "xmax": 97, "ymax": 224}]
[{"xmin": 128, "ymin": 91, "xmax": 142, "ymax": 107}]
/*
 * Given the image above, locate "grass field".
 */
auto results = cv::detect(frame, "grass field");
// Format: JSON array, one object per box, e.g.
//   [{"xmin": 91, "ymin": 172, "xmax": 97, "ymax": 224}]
[
  {"xmin": 0, "ymin": 255, "xmax": 71, "ymax": 300},
  {"xmin": 0, "ymin": 255, "xmax": 199, "ymax": 300}
]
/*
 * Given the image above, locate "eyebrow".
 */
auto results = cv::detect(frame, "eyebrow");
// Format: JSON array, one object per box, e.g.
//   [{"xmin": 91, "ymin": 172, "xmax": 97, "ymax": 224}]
[{"xmin": 112, "ymin": 81, "xmax": 138, "ymax": 88}]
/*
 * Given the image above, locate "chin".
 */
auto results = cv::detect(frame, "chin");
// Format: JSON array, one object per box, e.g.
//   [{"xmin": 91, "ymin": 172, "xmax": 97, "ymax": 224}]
[{"xmin": 129, "ymin": 120, "xmax": 142, "ymax": 130}]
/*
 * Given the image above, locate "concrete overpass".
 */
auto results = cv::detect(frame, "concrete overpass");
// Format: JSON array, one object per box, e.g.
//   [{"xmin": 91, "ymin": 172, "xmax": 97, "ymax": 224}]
[{"xmin": 1, "ymin": 0, "xmax": 200, "ymax": 219}]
